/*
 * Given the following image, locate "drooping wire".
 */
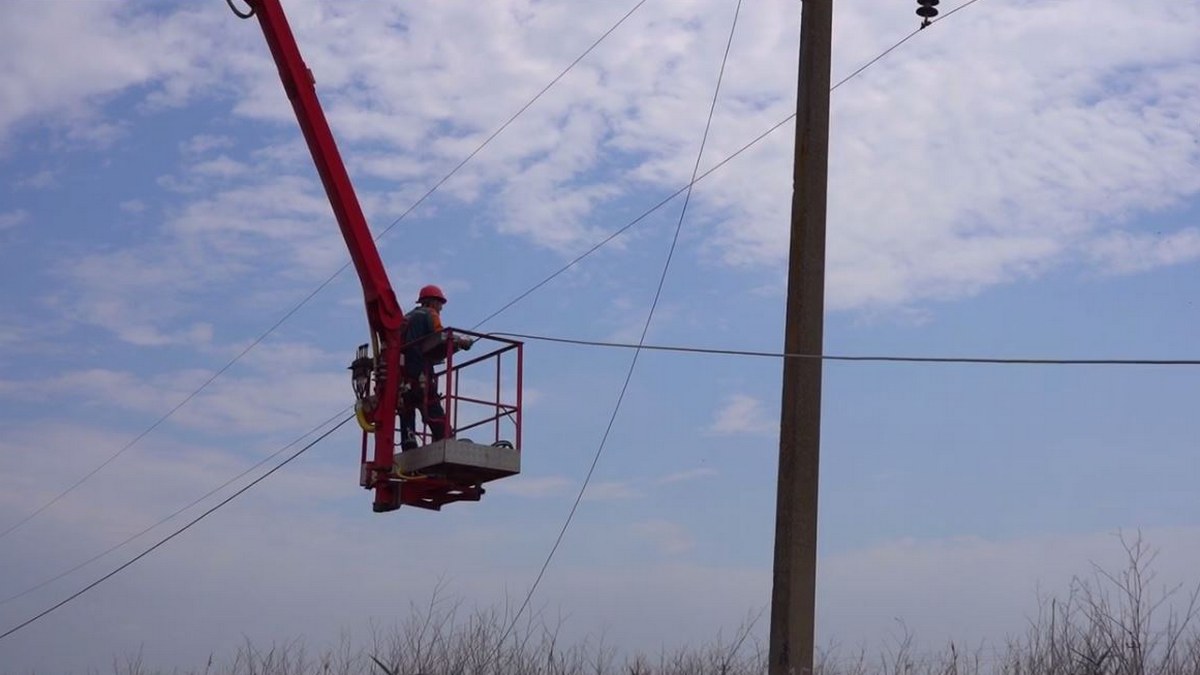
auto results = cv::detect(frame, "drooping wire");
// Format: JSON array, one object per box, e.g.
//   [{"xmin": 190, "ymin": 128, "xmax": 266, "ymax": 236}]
[
  {"xmin": 937, "ymin": 0, "xmax": 986, "ymax": 23},
  {"xmin": 831, "ymin": 29, "xmax": 922, "ymax": 92},
  {"xmin": 0, "ymin": 286, "xmax": 336, "ymax": 543},
  {"xmin": 472, "ymin": 0, "xmax": 985, "ymax": 331},
  {"xmin": 470, "ymin": 115, "xmax": 793, "ymax": 331},
  {"xmin": 490, "ymin": 0, "xmax": 746, "ymax": 664},
  {"xmin": 0, "ymin": 407, "xmax": 352, "ymax": 608},
  {"xmin": 371, "ymin": 0, "xmax": 649, "ymax": 246},
  {"xmin": 479, "ymin": 0, "xmax": 990, "ymax": 659},
  {"xmin": 0, "ymin": 1, "xmax": 648, "ymax": 543},
  {"xmin": 489, "ymin": 332, "xmax": 1200, "ymax": 367},
  {"xmin": 0, "ymin": 413, "xmax": 355, "ymax": 643},
  {"xmin": 0, "ymin": 0, "xmax": 992, "ymax": 643}
]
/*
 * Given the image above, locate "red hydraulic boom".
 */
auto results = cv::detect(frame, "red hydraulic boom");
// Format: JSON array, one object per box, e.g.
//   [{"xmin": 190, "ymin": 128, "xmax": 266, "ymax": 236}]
[{"xmin": 230, "ymin": 0, "xmax": 522, "ymax": 512}]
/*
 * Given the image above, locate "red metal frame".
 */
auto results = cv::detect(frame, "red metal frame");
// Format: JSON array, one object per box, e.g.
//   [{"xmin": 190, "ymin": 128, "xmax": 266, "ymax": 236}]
[
  {"xmin": 405, "ymin": 329, "xmax": 524, "ymax": 451},
  {"xmin": 239, "ymin": 0, "xmax": 522, "ymax": 512}
]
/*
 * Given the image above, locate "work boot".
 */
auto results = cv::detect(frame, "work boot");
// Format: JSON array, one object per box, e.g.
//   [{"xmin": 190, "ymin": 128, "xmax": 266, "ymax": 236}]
[{"xmin": 401, "ymin": 432, "xmax": 418, "ymax": 451}]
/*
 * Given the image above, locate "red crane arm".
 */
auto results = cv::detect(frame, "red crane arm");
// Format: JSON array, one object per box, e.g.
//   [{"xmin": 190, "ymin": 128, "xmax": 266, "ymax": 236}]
[
  {"xmin": 240, "ymin": 0, "xmax": 404, "ymax": 511},
  {"xmin": 247, "ymin": 0, "xmax": 403, "ymax": 330}
]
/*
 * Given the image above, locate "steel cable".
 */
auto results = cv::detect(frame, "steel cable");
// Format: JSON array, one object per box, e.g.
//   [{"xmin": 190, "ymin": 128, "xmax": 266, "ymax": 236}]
[{"xmin": 0, "ymin": 414, "xmax": 354, "ymax": 643}]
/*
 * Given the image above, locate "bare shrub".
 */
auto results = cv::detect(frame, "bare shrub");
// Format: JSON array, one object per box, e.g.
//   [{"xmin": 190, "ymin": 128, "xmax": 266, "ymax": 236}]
[
  {"xmin": 996, "ymin": 533, "xmax": 1200, "ymax": 675},
  {"xmin": 24, "ymin": 534, "xmax": 1199, "ymax": 675}
]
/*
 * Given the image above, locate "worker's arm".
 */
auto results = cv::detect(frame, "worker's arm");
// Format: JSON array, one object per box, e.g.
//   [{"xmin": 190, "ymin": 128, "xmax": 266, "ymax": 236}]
[{"xmin": 411, "ymin": 311, "xmax": 472, "ymax": 359}]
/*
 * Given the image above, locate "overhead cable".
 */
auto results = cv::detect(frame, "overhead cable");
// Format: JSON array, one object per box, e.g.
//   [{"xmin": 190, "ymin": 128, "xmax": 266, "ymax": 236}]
[
  {"xmin": 0, "ymin": 407, "xmax": 352, "ymax": 608},
  {"xmin": 0, "ymin": 293, "xmax": 334, "ymax": 542},
  {"xmin": 0, "ymin": 414, "xmax": 354, "ymax": 643},
  {"xmin": 482, "ymin": 4, "xmax": 993, "ymax": 656},
  {"xmin": 832, "ymin": 0, "xmax": 985, "ymax": 91},
  {"xmin": 491, "ymin": 332, "xmax": 1200, "ymax": 367},
  {"xmin": 491, "ymin": 0, "xmax": 746, "ymax": 664},
  {"xmin": 0, "ymin": 2, "xmax": 647, "ymax": 543},
  {"xmin": 473, "ymin": 0, "xmax": 983, "ymax": 330}
]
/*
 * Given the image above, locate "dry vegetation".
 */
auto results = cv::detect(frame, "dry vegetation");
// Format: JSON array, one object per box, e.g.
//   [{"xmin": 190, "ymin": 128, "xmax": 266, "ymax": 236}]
[{"xmin": 62, "ymin": 536, "xmax": 1200, "ymax": 675}]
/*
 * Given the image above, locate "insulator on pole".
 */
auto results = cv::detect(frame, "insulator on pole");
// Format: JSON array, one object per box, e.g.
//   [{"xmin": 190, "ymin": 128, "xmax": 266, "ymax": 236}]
[{"xmin": 917, "ymin": 0, "xmax": 939, "ymax": 28}]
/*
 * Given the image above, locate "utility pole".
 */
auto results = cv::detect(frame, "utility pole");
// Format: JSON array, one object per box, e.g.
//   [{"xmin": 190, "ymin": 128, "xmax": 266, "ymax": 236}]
[{"xmin": 769, "ymin": 0, "xmax": 832, "ymax": 674}]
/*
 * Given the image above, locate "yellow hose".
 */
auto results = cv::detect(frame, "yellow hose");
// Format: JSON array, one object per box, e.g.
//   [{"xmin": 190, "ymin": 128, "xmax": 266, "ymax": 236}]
[{"xmin": 355, "ymin": 401, "xmax": 376, "ymax": 433}]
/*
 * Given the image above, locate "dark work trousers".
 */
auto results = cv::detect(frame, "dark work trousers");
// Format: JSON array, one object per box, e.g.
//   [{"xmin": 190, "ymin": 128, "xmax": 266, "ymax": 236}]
[{"xmin": 399, "ymin": 373, "xmax": 447, "ymax": 450}]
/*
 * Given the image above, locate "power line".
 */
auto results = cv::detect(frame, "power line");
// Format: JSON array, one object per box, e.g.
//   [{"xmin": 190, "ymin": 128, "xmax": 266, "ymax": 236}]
[
  {"xmin": 491, "ymin": 332, "xmax": 1200, "ymax": 366},
  {"xmin": 473, "ymin": 0, "xmax": 983, "ymax": 330},
  {"xmin": 372, "ymin": 0, "xmax": 648, "ymax": 246},
  {"xmin": 0, "ymin": 407, "xmax": 352, "ymax": 609},
  {"xmin": 471, "ymin": 115, "xmax": 792, "ymax": 330},
  {"xmin": 0, "ymin": 291, "xmax": 333, "ymax": 543},
  {"xmin": 492, "ymin": 0, "xmax": 746, "ymax": 664},
  {"xmin": 0, "ymin": 2, "xmax": 647, "ymax": 543},
  {"xmin": 0, "ymin": 414, "xmax": 354, "ymax": 643},
  {"xmin": 0, "ymin": 0, "xmax": 995, "ymax": 646},
  {"xmin": 832, "ymin": 29, "xmax": 921, "ymax": 92},
  {"xmin": 484, "ymin": 4, "xmax": 991, "ymax": 659},
  {"xmin": 938, "ymin": 0, "xmax": 986, "ymax": 24},
  {"xmin": 828, "ymin": 0, "xmax": 985, "ymax": 92}
]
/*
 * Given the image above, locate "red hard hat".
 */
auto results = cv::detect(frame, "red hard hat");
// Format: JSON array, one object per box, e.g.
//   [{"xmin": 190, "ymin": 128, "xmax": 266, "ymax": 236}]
[{"xmin": 417, "ymin": 284, "xmax": 447, "ymax": 304}]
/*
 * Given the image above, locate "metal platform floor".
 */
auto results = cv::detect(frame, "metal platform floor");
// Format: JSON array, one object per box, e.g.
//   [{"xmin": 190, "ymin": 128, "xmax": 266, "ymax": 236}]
[{"xmin": 394, "ymin": 438, "xmax": 520, "ymax": 484}]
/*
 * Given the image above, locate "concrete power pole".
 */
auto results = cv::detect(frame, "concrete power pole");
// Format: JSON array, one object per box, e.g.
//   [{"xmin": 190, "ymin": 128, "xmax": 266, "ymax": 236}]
[{"xmin": 769, "ymin": 0, "xmax": 832, "ymax": 674}]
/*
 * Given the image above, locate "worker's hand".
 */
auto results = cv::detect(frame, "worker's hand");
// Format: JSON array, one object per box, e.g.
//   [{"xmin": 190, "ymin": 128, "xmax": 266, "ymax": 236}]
[{"xmin": 454, "ymin": 336, "xmax": 474, "ymax": 351}]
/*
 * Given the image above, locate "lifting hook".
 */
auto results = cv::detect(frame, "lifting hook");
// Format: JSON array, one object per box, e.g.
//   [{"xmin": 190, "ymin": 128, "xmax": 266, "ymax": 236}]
[{"xmin": 227, "ymin": 0, "xmax": 255, "ymax": 20}]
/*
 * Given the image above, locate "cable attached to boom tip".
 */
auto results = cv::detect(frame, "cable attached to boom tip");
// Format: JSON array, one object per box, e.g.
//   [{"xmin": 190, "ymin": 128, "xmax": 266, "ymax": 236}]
[{"xmin": 227, "ymin": 0, "xmax": 255, "ymax": 20}]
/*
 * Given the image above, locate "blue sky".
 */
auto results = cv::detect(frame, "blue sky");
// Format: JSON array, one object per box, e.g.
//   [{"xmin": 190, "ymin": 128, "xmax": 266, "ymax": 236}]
[{"xmin": 2, "ymin": 0, "xmax": 1199, "ymax": 671}]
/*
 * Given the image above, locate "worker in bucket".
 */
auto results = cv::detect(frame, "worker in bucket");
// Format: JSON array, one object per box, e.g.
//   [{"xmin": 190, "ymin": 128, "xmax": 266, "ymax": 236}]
[{"xmin": 399, "ymin": 284, "xmax": 473, "ymax": 450}]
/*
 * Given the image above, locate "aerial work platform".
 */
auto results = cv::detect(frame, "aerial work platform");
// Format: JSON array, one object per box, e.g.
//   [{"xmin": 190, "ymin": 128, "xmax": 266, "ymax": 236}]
[
  {"xmin": 233, "ymin": 0, "xmax": 525, "ymax": 514},
  {"xmin": 396, "ymin": 438, "xmax": 520, "ymax": 484},
  {"xmin": 372, "ymin": 328, "xmax": 523, "ymax": 511},
  {"xmin": 390, "ymin": 439, "xmax": 521, "ymax": 511}
]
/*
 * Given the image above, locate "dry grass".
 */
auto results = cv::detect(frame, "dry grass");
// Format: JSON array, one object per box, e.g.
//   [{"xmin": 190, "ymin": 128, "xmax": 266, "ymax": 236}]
[{"xmin": 47, "ymin": 534, "xmax": 1200, "ymax": 675}]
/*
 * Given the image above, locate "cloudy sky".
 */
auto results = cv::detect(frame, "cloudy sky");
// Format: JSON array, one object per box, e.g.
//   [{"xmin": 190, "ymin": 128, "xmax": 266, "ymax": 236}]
[{"xmin": 2, "ymin": 0, "xmax": 1199, "ymax": 671}]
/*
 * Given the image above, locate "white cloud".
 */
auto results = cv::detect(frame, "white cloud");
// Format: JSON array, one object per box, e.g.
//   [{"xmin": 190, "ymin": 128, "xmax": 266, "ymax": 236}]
[
  {"xmin": 118, "ymin": 199, "xmax": 147, "ymax": 214},
  {"xmin": 1, "ymin": 407, "xmax": 1197, "ymax": 675},
  {"xmin": 709, "ymin": 393, "xmax": 775, "ymax": 437},
  {"xmin": 230, "ymin": 340, "xmax": 340, "ymax": 374},
  {"xmin": 810, "ymin": 0, "xmax": 1200, "ymax": 309},
  {"xmin": 0, "ymin": 2, "xmax": 234, "ymax": 152},
  {"xmin": 0, "ymin": 324, "xmax": 21, "ymax": 348},
  {"xmin": 818, "ymin": 529, "xmax": 1200, "ymax": 652},
  {"xmin": 493, "ymin": 474, "xmax": 572, "ymax": 498},
  {"xmin": 180, "ymin": 134, "xmax": 234, "ymax": 156},
  {"xmin": 2, "ymin": 4, "xmax": 1199, "ymax": 673},
  {"xmin": 569, "ymin": 0, "xmax": 1200, "ymax": 312},
  {"xmin": 190, "ymin": 155, "xmax": 251, "ymax": 178},
  {"xmin": 1087, "ymin": 228, "xmax": 1200, "ymax": 275},
  {"xmin": 632, "ymin": 519, "xmax": 695, "ymax": 555},
  {"xmin": 0, "ymin": 209, "xmax": 28, "ymax": 230},
  {"xmin": 49, "ymin": 146, "xmax": 352, "ymax": 345},
  {"xmin": 656, "ymin": 467, "xmax": 719, "ymax": 485},
  {"xmin": 48, "ymin": 246, "xmax": 216, "ymax": 347},
  {"xmin": 12, "ymin": 169, "xmax": 56, "ymax": 189},
  {"xmin": 495, "ymin": 475, "xmax": 651, "ymax": 501},
  {"xmin": 4, "ymin": 0, "xmax": 1199, "ymax": 313},
  {"xmin": 287, "ymin": 0, "xmax": 1199, "ymax": 310},
  {"xmin": 0, "ymin": 365, "xmax": 346, "ymax": 436},
  {"xmin": 582, "ymin": 480, "xmax": 639, "ymax": 501}
]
